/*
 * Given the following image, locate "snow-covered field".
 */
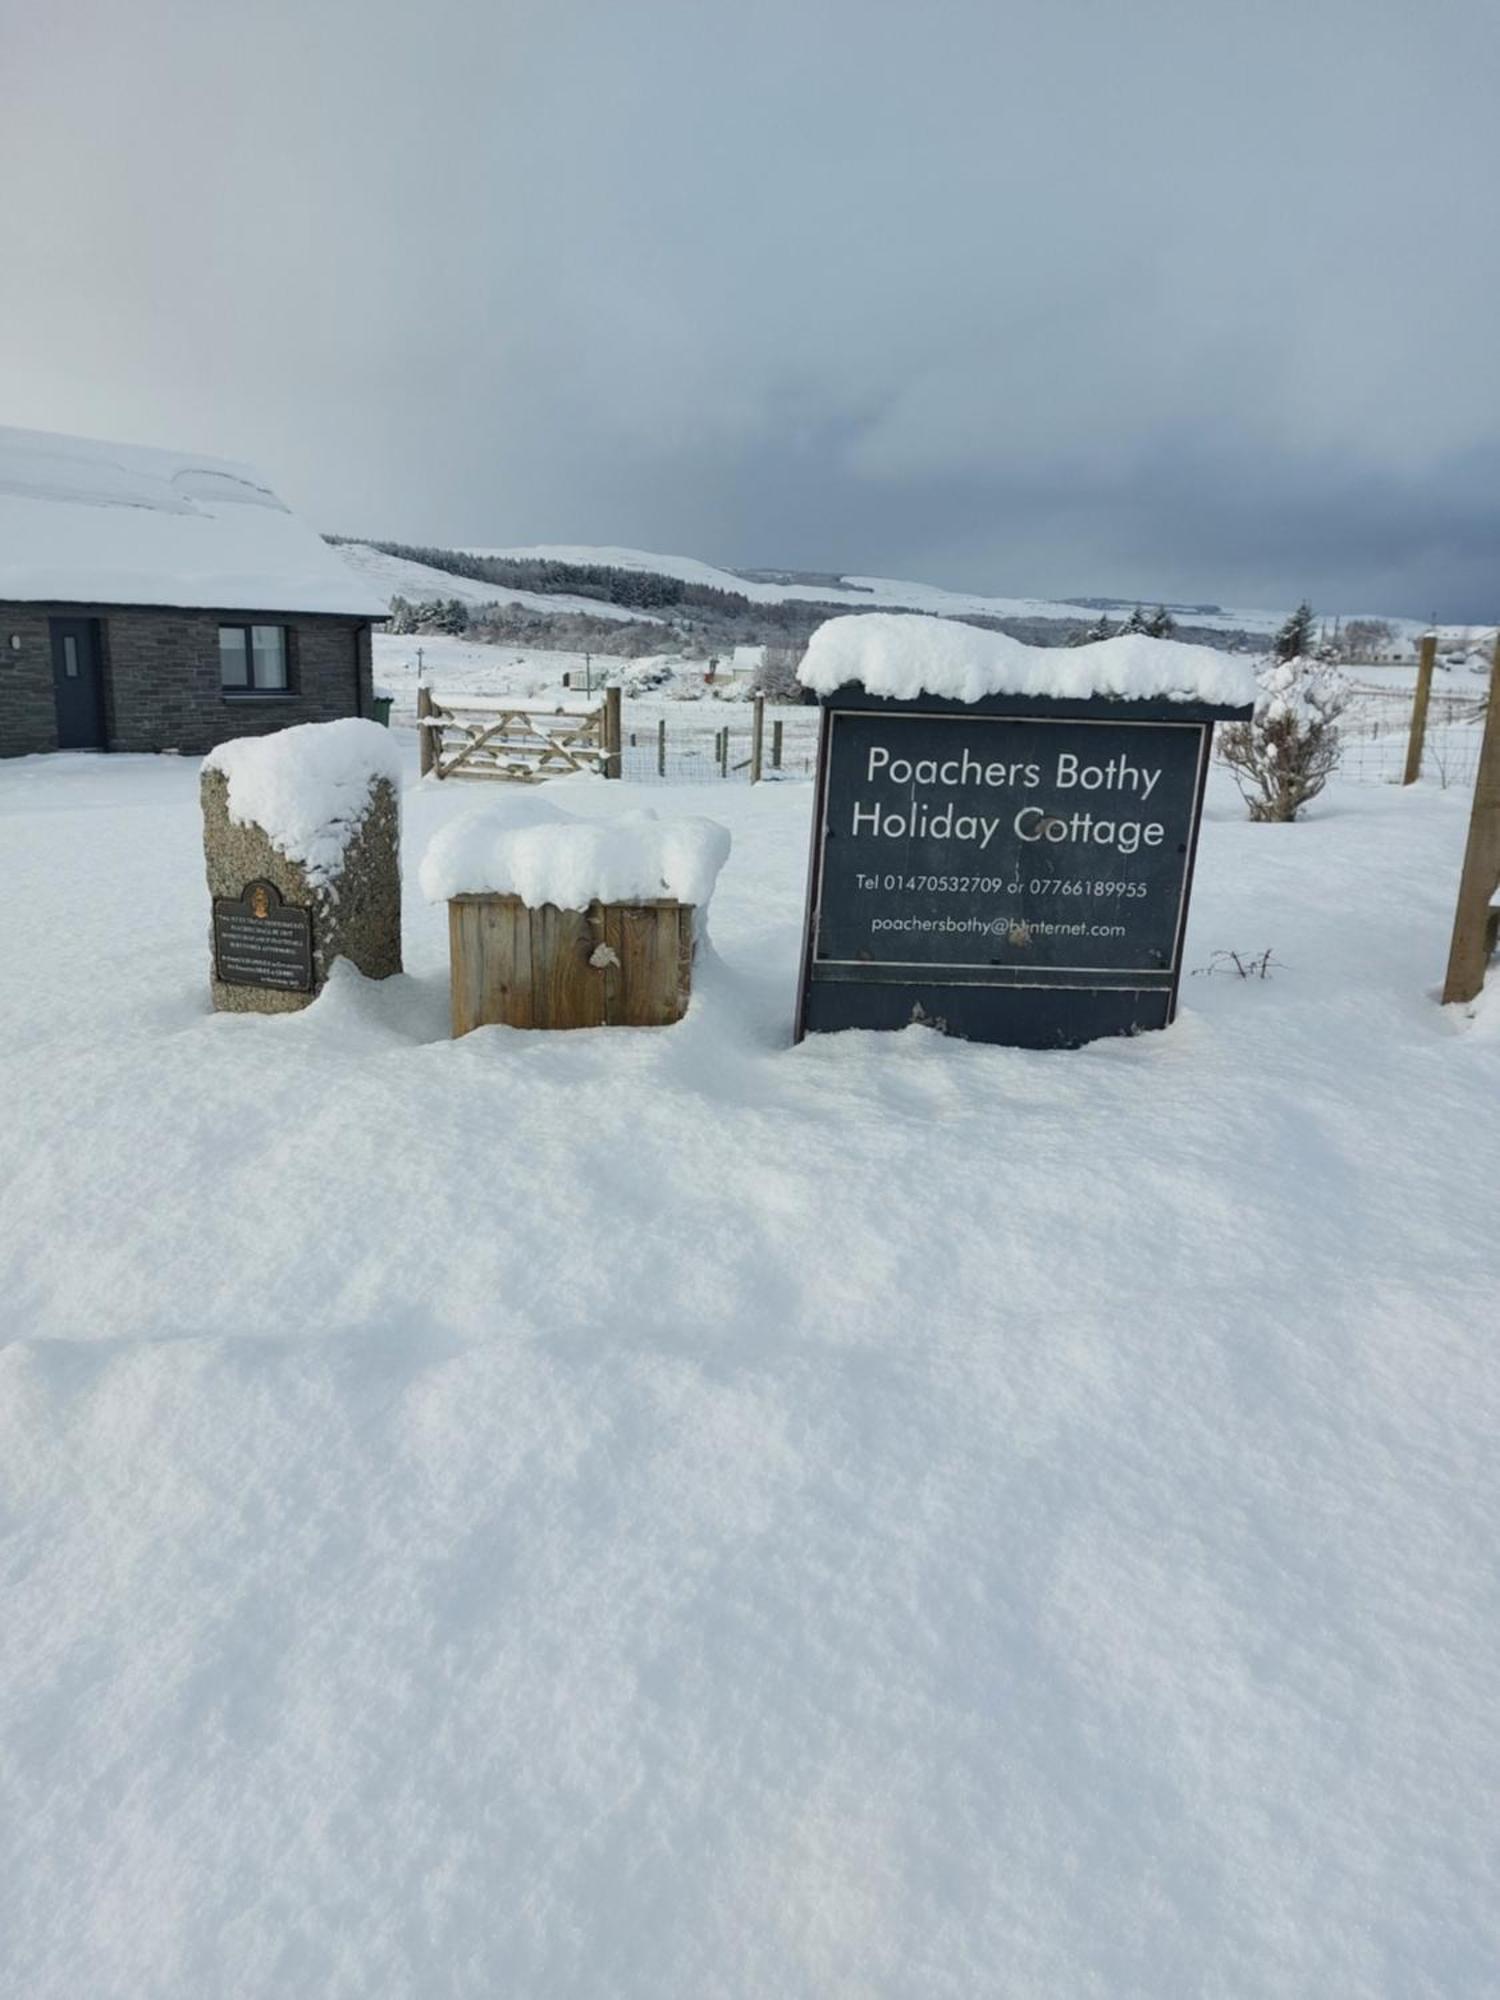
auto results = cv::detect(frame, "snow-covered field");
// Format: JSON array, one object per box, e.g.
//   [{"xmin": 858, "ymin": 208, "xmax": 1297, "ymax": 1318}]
[{"xmin": 2, "ymin": 740, "xmax": 1498, "ymax": 1997}]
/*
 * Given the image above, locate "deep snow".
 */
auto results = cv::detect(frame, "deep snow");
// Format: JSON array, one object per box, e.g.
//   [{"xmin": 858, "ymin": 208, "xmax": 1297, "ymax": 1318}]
[{"xmin": 1, "ymin": 739, "xmax": 1497, "ymax": 1999}]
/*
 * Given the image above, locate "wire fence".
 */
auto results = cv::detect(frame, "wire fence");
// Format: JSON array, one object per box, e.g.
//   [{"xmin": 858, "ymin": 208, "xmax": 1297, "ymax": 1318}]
[
  {"xmin": 1336, "ymin": 685, "xmax": 1488, "ymax": 788},
  {"xmin": 404, "ymin": 684, "xmax": 1489, "ymax": 793},
  {"xmin": 618, "ymin": 712, "xmax": 821, "ymax": 784}
]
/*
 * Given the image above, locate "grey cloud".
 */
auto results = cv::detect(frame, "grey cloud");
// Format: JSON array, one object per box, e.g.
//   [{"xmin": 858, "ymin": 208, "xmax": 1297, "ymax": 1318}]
[{"xmin": 2, "ymin": 0, "xmax": 1497, "ymax": 618}]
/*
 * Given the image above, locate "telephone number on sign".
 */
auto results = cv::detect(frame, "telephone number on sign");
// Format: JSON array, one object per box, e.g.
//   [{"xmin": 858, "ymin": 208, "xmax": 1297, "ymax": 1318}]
[{"xmin": 861, "ymin": 873, "xmax": 1148, "ymax": 898}]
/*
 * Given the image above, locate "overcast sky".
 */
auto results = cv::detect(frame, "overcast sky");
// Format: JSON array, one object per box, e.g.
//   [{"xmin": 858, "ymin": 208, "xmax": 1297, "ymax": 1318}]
[{"xmin": 4, "ymin": 0, "xmax": 1498, "ymax": 619}]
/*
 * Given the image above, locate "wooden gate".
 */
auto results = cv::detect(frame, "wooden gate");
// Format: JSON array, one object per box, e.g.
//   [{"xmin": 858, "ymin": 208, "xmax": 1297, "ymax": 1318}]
[{"xmin": 418, "ymin": 688, "xmax": 621, "ymax": 782}]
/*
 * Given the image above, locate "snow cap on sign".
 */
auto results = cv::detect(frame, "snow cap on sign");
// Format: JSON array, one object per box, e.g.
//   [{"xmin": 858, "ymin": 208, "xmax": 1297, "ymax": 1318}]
[
  {"xmin": 420, "ymin": 796, "xmax": 730, "ymax": 913},
  {"xmin": 203, "ymin": 719, "xmax": 405, "ymax": 886},
  {"xmin": 798, "ymin": 613, "xmax": 1259, "ymax": 707}
]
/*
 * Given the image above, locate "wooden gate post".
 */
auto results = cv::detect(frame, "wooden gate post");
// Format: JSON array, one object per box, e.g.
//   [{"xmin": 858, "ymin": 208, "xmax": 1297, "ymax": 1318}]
[
  {"xmin": 750, "ymin": 693, "xmax": 765, "ymax": 783},
  {"xmin": 772, "ymin": 719, "xmax": 783, "ymax": 770},
  {"xmin": 1403, "ymin": 632, "xmax": 1438, "ymax": 785},
  {"xmin": 604, "ymin": 685, "xmax": 622, "ymax": 779},
  {"xmin": 1441, "ymin": 632, "xmax": 1500, "ymax": 1003},
  {"xmin": 417, "ymin": 682, "xmax": 434, "ymax": 777}
]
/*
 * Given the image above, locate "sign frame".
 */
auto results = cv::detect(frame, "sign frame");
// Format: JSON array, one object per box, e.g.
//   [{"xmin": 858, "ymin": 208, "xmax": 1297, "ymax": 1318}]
[{"xmin": 793, "ymin": 683, "xmax": 1250, "ymax": 1048}]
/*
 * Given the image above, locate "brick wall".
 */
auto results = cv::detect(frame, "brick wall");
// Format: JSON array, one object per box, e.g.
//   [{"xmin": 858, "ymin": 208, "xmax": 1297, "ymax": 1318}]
[
  {"xmin": 0, "ymin": 607, "xmax": 60, "ymax": 756},
  {"xmin": 0, "ymin": 604, "xmax": 374, "ymax": 758}
]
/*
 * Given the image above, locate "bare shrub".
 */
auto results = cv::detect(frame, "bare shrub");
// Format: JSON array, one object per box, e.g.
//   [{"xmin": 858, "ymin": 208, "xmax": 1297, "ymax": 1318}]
[
  {"xmin": 1218, "ymin": 657, "xmax": 1349, "ymax": 822},
  {"xmin": 753, "ymin": 643, "xmax": 814, "ymax": 704}
]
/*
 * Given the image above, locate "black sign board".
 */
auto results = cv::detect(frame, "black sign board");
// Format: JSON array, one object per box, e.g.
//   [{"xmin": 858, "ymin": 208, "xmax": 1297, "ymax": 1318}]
[
  {"xmin": 213, "ymin": 879, "xmax": 314, "ymax": 993},
  {"xmin": 796, "ymin": 685, "xmax": 1250, "ymax": 1048}
]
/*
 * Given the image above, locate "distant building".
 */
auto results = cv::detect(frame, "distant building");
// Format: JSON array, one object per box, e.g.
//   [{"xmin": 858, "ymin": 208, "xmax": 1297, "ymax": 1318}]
[{"xmin": 0, "ymin": 426, "xmax": 386, "ymax": 758}]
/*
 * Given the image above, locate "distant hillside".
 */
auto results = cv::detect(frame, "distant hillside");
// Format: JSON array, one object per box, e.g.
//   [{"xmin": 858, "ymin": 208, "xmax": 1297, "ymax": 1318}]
[{"xmin": 329, "ymin": 535, "xmax": 1416, "ymax": 657}]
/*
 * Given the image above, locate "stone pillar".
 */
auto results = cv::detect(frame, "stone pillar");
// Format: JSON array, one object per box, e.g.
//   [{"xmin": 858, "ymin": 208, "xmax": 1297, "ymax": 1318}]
[{"xmin": 201, "ymin": 721, "xmax": 402, "ymax": 1014}]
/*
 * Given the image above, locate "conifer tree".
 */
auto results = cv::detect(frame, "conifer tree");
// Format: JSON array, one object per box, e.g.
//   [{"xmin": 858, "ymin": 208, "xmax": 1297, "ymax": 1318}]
[
  {"xmin": 1122, "ymin": 605, "xmax": 1150, "ymax": 635},
  {"xmin": 1273, "ymin": 600, "xmax": 1316, "ymax": 662},
  {"xmin": 1145, "ymin": 605, "xmax": 1177, "ymax": 639}
]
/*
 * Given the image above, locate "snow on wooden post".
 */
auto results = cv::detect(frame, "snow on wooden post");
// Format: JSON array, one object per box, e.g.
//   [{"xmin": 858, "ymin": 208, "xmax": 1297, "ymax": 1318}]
[
  {"xmin": 1441, "ymin": 631, "xmax": 1500, "ymax": 1004},
  {"xmin": 202, "ymin": 719, "xmax": 404, "ymax": 1014},
  {"xmin": 1402, "ymin": 633, "xmax": 1438, "ymax": 786},
  {"xmin": 421, "ymin": 798, "xmax": 729, "ymax": 1034}
]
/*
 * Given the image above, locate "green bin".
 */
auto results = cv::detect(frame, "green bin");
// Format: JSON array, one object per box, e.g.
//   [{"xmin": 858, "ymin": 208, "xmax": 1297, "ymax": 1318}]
[{"xmin": 370, "ymin": 695, "xmax": 393, "ymax": 727}]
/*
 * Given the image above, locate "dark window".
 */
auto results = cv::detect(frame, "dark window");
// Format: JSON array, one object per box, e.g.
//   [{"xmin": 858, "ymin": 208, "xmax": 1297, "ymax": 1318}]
[{"xmin": 220, "ymin": 624, "xmax": 289, "ymax": 693}]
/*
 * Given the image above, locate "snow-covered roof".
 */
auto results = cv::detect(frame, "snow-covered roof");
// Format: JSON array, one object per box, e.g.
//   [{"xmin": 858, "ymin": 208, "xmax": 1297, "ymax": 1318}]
[
  {"xmin": 799, "ymin": 612, "xmax": 1259, "ymax": 708},
  {"xmin": 0, "ymin": 425, "xmax": 387, "ymax": 617}
]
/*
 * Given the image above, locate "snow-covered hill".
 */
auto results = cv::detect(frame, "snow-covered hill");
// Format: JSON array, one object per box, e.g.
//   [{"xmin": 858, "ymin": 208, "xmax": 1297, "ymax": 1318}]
[
  {"xmin": 336, "ymin": 536, "xmax": 1449, "ymax": 651},
  {"xmin": 470, "ymin": 541, "xmax": 1291, "ymax": 636},
  {"xmin": 335, "ymin": 539, "xmax": 662, "ymax": 623}
]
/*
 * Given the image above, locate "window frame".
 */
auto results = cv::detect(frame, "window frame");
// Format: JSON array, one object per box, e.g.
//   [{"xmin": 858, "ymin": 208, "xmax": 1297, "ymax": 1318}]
[{"xmin": 219, "ymin": 622, "xmax": 293, "ymax": 699}]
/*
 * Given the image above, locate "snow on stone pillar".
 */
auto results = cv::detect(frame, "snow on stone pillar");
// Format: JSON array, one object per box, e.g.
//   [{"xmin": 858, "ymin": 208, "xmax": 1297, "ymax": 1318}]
[
  {"xmin": 202, "ymin": 719, "xmax": 404, "ymax": 1014},
  {"xmin": 419, "ymin": 797, "xmax": 730, "ymax": 1033}
]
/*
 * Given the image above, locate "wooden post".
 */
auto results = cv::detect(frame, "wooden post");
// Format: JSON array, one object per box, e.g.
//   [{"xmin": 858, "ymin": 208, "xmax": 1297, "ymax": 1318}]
[
  {"xmin": 417, "ymin": 682, "xmax": 434, "ymax": 777},
  {"xmin": 604, "ymin": 685, "xmax": 622, "ymax": 779},
  {"xmin": 1403, "ymin": 632, "xmax": 1438, "ymax": 785},
  {"xmin": 448, "ymin": 895, "xmax": 695, "ymax": 1032},
  {"xmin": 718, "ymin": 728, "xmax": 729, "ymax": 778},
  {"xmin": 772, "ymin": 719, "xmax": 783, "ymax": 770},
  {"xmin": 657, "ymin": 717, "xmax": 667, "ymax": 778},
  {"xmin": 750, "ymin": 693, "xmax": 765, "ymax": 783},
  {"xmin": 1441, "ymin": 632, "xmax": 1500, "ymax": 1003}
]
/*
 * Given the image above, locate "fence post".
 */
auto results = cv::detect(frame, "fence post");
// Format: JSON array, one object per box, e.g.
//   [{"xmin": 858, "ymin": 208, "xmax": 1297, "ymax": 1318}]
[
  {"xmin": 718, "ymin": 728, "xmax": 729, "ymax": 778},
  {"xmin": 657, "ymin": 717, "xmax": 666, "ymax": 778},
  {"xmin": 772, "ymin": 719, "xmax": 783, "ymax": 770},
  {"xmin": 417, "ymin": 682, "xmax": 434, "ymax": 777},
  {"xmin": 1403, "ymin": 632, "xmax": 1438, "ymax": 785},
  {"xmin": 604, "ymin": 685, "xmax": 622, "ymax": 779},
  {"xmin": 750, "ymin": 693, "xmax": 765, "ymax": 783},
  {"xmin": 1441, "ymin": 632, "xmax": 1500, "ymax": 1003}
]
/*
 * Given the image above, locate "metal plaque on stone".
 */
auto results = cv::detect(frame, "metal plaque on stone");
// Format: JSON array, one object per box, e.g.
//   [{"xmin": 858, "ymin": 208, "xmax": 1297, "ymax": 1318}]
[{"xmin": 212, "ymin": 879, "xmax": 314, "ymax": 993}]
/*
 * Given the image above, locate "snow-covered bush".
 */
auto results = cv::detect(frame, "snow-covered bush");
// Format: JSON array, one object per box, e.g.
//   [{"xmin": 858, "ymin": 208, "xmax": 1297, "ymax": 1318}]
[
  {"xmin": 752, "ymin": 643, "xmax": 813, "ymax": 704},
  {"xmin": 1218, "ymin": 656, "xmax": 1349, "ymax": 822}
]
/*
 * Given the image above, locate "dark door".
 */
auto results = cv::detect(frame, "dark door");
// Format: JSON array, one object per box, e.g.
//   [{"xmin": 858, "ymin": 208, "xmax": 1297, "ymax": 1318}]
[{"xmin": 50, "ymin": 618, "xmax": 107, "ymax": 750}]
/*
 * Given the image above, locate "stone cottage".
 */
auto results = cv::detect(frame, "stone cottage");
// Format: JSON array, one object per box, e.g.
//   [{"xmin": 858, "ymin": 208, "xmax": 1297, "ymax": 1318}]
[{"xmin": 0, "ymin": 425, "xmax": 387, "ymax": 758}]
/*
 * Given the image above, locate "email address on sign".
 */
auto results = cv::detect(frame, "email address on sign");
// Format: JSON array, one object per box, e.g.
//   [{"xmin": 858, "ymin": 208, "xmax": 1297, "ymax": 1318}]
[{"xmin": 867, "ymin": 915, "xmax": 1128, "ymax": 940}]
